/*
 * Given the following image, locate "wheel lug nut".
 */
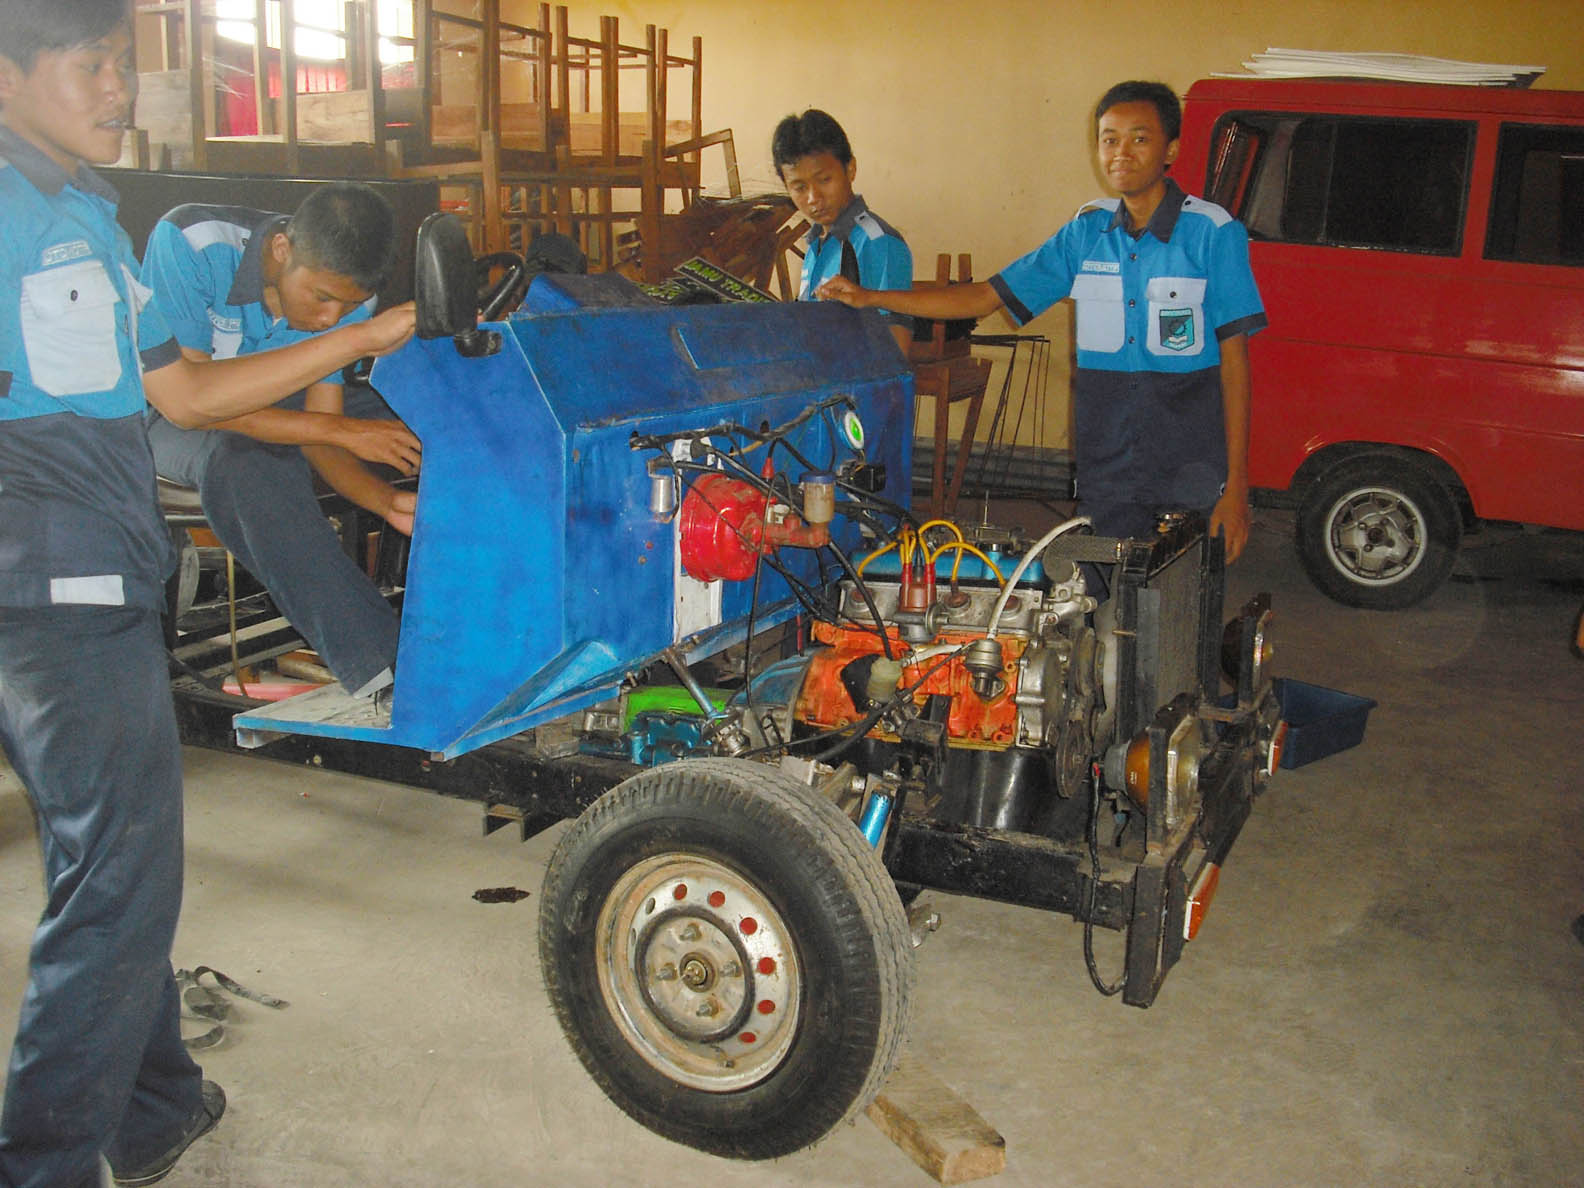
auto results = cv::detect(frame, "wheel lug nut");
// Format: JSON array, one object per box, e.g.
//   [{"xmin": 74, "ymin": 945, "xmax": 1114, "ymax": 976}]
[
  {"xmin": 695, "ymin": 999, "xmax": 718, "ymax": 1018},
  {"xmin": 720, "ymin": 961, "xmax": 741, "ymax": 977},
  {"xmin": 678, "ymin": 923, "xmax": 701, "ymax": 941},
  {"xmin": 654, "ymin": 964, "xmax": 677, "ymax": 981}
]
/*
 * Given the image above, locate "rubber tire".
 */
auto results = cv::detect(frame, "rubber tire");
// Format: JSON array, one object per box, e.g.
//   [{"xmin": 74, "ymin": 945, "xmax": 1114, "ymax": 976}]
[
  {"xmin": 1296, "ymin": 456, "xmax": 1461, "ymax": 609},
  {"xmin": 537, "ymin": 757, "xmax": 912, "ymax": 1160}
]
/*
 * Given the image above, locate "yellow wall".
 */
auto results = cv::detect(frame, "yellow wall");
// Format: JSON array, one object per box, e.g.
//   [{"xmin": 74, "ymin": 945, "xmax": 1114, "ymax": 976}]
[{"xmin": 550, "ymin": 0, "xmax": 1584, "ymax": 450}]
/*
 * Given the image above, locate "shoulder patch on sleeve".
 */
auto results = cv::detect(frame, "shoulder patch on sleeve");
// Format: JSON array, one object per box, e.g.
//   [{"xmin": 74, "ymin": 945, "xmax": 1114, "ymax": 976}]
[
  {"xmin": 176, "ymin": 215, "xmax": 254, "ymax": 254},
  {"xmin": 1076, "ymin": 197, "xmax": 1120, "ymax": 219},
  {"xmin": 854, "ymin": 210, "xmax": 897, "ymax": 243},
  {"xmin": 1179, "ymin": 196, "xmax": 1234, "ymax": 228}
]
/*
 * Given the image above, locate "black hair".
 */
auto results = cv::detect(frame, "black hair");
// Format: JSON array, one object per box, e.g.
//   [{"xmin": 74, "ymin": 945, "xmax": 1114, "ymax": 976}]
[
  {"xmin": 771, "ymin": 109, "xmax": 853, "ymax": 172},
  {"xmin": 0, "ymin": 0, "xmax": 127, "ymax": 73},
  {"xmin": 1094, "ymin": 80, "xmax": 1182, "ymax": 143},
  {"xmin": 285, "ymin": 183, "xmax": 397, "ymax": 292}
]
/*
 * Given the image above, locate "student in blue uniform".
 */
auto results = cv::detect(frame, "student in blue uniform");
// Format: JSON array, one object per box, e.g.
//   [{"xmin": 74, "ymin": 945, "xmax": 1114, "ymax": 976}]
[
  {"xmin": 0, "ymin": 2, "xmax": 414, "ymax": 1183},
  {"xmin": 819, "ymin": 81, "xmax": 1265, "ymax": 563},
  {"xmin": 141, "ymin": 188, "xmax": 422, "ymax": 700},
  {"xmin": 773, "ymin": 108, "xmax": 914, "ymax": 356}
]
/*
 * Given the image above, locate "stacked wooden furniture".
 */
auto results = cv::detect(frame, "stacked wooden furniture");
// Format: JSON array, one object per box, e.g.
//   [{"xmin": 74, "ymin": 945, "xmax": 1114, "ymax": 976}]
[
  {"xmin": 127, "ymin": 0, "xmax": 399, "ymax": 175},
  {"xmin": 124, "ymin": 1, "xmax": 755, "ymax": 276},
  {"xmin": 911, "ymin": 254, "xmax": 994, "ymax": 517}
]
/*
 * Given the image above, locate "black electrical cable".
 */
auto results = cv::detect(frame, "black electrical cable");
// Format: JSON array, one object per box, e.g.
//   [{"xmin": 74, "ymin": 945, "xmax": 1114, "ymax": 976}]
[
  {"xmin": 821, "ymin": 405, "xmax": 840, "ymax": 471},
  {"xmin": 629, "ymin": 395, "xmax": 851, "ymax": 460},
  {"xmin": 650, "ymin": 438, "xmax": 908, "ymax": 547},
  {"xmin": 756, "ymin": 549, "xmax": 838, "ymax": 625},
  {"xmin": 1082, "ymin": 761, "xmax": 1125, "ymax": 997},
  {"xmin": 741, "ymin": 552, "xmax": 764, "ymax": 712},
  {"xmin": 639, "ymin": 419, "xmax": 907, "ymax": 654},
  {"xmin": 823, "ymin": 538, "xmax": 893, "ymax": 661},
  {"xmin": 737, "ymin": 649, "xmax": 960, "ymax": 762},
  {"xmin": 834, "ymin": 479, "xmax": 917, "ymax": 533}
]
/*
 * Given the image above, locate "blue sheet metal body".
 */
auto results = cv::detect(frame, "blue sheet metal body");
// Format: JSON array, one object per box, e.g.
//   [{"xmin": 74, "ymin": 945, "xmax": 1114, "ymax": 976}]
[{"xmin": 233, "ymin": 280, "xmax": 912, "ymax": 759}]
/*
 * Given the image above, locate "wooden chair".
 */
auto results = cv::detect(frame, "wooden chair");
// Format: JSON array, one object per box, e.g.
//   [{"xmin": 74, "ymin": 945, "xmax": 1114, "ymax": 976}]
[
  {"xmin": 910, "ymin": 253, "xmax": 993, "ymax": 517},
  {"xmin": 132, "ymin": 0, "xmax": 400, "ymax": 177}
]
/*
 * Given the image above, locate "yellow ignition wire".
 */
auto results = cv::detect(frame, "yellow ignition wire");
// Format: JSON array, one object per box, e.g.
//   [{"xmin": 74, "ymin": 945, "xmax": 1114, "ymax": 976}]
[
  {"xmin": 927, "ymin": 541, "xmax": 1007, "ymax": 587},
  {"xmin": 916, "ymin": 518, "xmax": 965, "ymax": 544},
  {"xmin": 856, "ymin": 539, "xmax": 898, "ymax": 577}
]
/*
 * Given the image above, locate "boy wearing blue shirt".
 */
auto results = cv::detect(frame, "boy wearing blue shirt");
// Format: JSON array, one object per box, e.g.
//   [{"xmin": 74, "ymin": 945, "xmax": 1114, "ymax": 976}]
[
  {"xmin": 141, "ymin": 187, "xmax": 422, "ymax": 700},
  {"xmin": 820, "ymin": 81, "xmax": 1265, "ymax": 563},
  {"xmin": 0, "ymin": 2, "xmax": 413, "ymax": 1183},
  {"xmin": 773, "ymin": 108, "xmax": 914, "ymax": 356}
]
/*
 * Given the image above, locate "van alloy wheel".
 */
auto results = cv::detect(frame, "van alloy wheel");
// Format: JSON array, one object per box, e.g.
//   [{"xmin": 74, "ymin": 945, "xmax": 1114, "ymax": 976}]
[{"xmin": 1296, "ymin": 457, "xmax": 1461, "ymax": 609}]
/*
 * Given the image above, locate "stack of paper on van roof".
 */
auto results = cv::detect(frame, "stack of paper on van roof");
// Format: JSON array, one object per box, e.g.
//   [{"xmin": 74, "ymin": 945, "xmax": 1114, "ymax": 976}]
[{"xmin": 1215, "ymin": 49, "xmax": 1545, "ymax": 87}]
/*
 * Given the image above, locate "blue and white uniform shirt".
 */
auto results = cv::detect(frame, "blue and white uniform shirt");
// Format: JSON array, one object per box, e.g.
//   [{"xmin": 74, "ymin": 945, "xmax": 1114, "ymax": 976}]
[
  {"xmin": 799, "ymin": 195, "xmax": 912, "ymax": 327},
  {"xmin": 0, "ymin": 127, "xmax": 182, "ymax": 609},
  {"xmin": 989, "ymin": 179, "xmax": 1267, "ymax": 510},
  {"xmin": 141, "ymin": 205, "xmax": 372, "ymax": 405}
]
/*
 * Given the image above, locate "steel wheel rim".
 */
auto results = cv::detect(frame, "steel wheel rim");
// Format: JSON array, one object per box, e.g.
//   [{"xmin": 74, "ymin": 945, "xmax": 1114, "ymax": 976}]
[
  {"xmin": 594, "ymin": 853, "xmax": 801, "ymax": 1092},
  {"xmin": 1323, "ymin": 485, "xmax": 1427, "ymax": 586}
]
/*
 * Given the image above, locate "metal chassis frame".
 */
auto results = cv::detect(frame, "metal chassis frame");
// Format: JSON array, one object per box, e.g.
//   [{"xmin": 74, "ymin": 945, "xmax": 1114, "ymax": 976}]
[{"xmin": 169, "ymin": 518, "xmax": 1266, "ymax": 1009}]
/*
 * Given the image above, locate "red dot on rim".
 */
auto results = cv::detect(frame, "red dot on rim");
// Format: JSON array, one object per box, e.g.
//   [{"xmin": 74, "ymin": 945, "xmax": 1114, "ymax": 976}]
[
  {"xmin": 757, "ymin": 999, "xmax": 776, "ymax": 1015},
  {"xmin": 739, "ymin": 1032, "xmax": 757, "ymax": 1044},
  {"xmin": 739, "ymin": 917, "xmax": 758, "ymax": 935},
  {"xmin": 708, "ymin": 890, "xmax": 726, "ymax": 907},
  {"xmin": 672, "ymin": 884, "xmax": 687, "ymax": 900},
  {"xmin": 756, "ymin": 956, "xmax": 776, "ymax": 975}
]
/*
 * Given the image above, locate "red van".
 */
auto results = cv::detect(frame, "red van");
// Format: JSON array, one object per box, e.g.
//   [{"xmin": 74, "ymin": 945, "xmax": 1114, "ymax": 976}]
[{"xmin": 1176, "ymin": 78, "xmax": 1584, "ymax": 607}]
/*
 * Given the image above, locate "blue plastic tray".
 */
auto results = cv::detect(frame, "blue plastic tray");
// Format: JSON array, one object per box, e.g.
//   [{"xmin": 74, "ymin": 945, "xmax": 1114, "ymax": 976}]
[{"xmin": 1274, "ymin": 678, "xmax": 1377, "ymax": 769}]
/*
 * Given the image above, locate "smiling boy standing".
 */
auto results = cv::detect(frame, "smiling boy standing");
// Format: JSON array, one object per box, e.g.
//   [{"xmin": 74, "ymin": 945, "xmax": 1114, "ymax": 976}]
[
  {"xmin": 773, "ymin": 108, "xmax": 913, "ymax": 355},
  {"xmin": 819, "ymin": 81, "xmax": 1265, "ymax": 562},
  {"xmin": 0, "ymin": 1, "xmax": 413, "ymax": 1183}
]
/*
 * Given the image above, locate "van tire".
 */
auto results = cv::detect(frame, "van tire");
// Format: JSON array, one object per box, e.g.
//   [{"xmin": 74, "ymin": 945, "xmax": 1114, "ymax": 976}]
[{"xmin": 1296, "ymin": 457, "xmax": 1461, "ymax": 609}]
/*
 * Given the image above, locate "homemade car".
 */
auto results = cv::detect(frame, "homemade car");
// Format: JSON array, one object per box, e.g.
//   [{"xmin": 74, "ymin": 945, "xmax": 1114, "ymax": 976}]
[{"xmin": 168, "ymin": 214, "xmax": 1283, "ymax": 1160}]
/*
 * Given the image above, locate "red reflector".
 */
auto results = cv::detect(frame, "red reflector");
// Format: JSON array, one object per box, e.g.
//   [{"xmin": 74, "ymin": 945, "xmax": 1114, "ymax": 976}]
[
  {"xmin": 1267, "ymin": 719, "xmax": 1289, "ymax": 777},
  {"xmin": 1185, "ymin": 863, "xmax": 1222, "ymax": 941}
]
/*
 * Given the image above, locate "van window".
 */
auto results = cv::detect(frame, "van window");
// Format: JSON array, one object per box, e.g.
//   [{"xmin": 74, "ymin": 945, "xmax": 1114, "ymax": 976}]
[
  {"xmin": 1206, "ymin": 114, "xmax": 1473, "ymax": 255},
  {"xmin": 1484, "ymin": 123, "xmax": 1584, "ymax": 266}
]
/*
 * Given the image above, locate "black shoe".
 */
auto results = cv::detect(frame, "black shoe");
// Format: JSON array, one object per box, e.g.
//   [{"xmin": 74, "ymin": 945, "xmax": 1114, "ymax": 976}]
[{"xmin": 112, "ymin": 1080, "xmax": 226, "ymax": 1186}]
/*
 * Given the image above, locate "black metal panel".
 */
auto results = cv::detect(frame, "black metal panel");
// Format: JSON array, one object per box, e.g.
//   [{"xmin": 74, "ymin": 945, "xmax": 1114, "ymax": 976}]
[
  {"xmin": 1118, "ymin": 721, "xmax": 1260, "ymax": 1008},
  {"xmin": 172, "ymin": 678, "xmax": 637, "ymax": 821},
  {"xmin": 887, "ymin": 818, "xmax": 1131, "ymax": 928}
]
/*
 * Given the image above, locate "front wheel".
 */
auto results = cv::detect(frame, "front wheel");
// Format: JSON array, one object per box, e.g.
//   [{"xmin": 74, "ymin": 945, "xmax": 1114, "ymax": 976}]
[
  {"xmin": 537, "ymin": 758, "xmax": 912, "ymax": 1159},
  {"xmin": 1296, "ymin": 457, "xmax": 1461, "ymax": 609}
]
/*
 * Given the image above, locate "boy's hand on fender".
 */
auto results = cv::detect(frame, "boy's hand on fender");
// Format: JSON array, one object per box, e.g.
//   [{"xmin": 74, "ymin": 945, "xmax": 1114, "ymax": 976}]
[
  {"xmin": 383, "ymin": 487, "xmax": 418, "ymax": 537},
  {"xmin": 816, "ymin": 276, "xmax": 867, "ymax": 306},
  {"xmin": 337, "ymin": 418, "xmax": 422, "ymax": 474}
]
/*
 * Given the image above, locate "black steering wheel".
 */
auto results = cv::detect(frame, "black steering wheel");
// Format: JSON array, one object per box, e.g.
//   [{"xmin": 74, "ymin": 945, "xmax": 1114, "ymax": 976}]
[{"xmin": 476, "ymin": 252, "xmax": 529, "ymax": 322}]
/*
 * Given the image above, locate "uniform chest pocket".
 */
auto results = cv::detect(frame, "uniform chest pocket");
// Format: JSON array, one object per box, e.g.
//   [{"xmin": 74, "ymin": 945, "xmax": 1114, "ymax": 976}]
[
  {"xmin": 20, "ymin": 259, "xmax": 124, "ymax": 397},
  {"xmin": 1069, "ymin": 272, "xmax": 1125, "ymax": 354},
  {"xmin": 1145, "ymin": 276, "xmax": 1207, "ymax": 358}
]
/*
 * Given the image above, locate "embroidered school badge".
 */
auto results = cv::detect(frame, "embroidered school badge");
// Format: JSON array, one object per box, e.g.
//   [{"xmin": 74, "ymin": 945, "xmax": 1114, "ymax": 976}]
[{"xmin": 1159, "ymin": 308, "xmax": 1195, "ymax": 351}]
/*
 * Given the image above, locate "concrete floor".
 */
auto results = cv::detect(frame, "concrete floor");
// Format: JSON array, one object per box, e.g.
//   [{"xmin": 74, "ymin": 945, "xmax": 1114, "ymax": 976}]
[{"xmin": 2, "ymin": 507, "xmax": 1582, "ymax": 1187}]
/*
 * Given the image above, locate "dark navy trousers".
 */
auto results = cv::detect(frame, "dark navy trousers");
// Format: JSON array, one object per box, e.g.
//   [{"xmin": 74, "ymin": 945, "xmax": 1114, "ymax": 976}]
[
  {"xmin": 0, "ymin": 606, "xmax": 202, "ymax": 1188},
  {"xmin": 146, "ymin": 384, "xmax": 400, "ymax": 694}
]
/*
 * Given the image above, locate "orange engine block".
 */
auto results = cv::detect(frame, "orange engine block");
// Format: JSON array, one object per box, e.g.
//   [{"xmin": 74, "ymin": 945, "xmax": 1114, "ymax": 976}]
[{"xmin": 796, "ymin": 620, "xmax": 1029, "ymax": 747}]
